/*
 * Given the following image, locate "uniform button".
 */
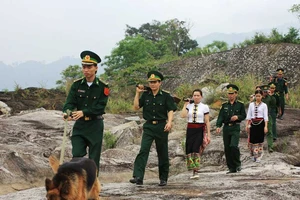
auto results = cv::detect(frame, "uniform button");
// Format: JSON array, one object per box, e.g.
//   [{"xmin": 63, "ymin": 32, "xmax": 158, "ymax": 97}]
[
  {"xmin": 153, "ymin": 103, "xmax": 155, "ymax": 105},
  {"xmin": 153, "ymin": 110, "xmax": 155, "ymax": 112},
  {"xmin": 85, "ymin": 104, "xmax": 87, "ymax": 106},
  {"xmin": 86, "ymin": 96, "xmax": 88, "ymax": 98}
]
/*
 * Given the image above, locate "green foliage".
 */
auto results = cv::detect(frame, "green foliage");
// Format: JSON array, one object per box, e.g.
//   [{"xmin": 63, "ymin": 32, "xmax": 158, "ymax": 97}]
[
  {"xmin": 14, "ymin": 82, "xmax": 22, "ymax": 92},
  {"xmin": 125, "ymin": 18, "xmax": 198, "ymax": 56},
  {"xmin": 288, "ymin": 83, "xmax": 300, "ymax": 108},
  {"xmin": 289, "ymin": 4, "xmax": 300, "ymax": 19},
  {"xmin": 56, "ymin": 65, "xmax": 82, "ymax": 91},
  {"xmin": 103, "ymin": 35, "xmax": 158, "ymax": 76},
  {"xmin": 205, "ymin": 40, "xmax": 229, "ymax": 52},
  {"xmin": 103, "ymin": 131, "xmax": 117, "ymax": 149},
  {"xmin": 106, "ymin": 98, "xmax": 134, "ymax": 114},
  {"xmin": 2, "ymin": 89, "xmax": 9, "ymax": 93}
]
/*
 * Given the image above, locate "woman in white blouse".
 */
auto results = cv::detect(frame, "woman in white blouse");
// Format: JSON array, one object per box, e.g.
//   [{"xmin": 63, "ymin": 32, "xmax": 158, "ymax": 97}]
[
  {"xmin": 246, "ymin": 90, "xmax": 268, "ymax": 162},
  {"xmin": 180, "ymin": 89, "xmax": 211, "ymax": 179}
]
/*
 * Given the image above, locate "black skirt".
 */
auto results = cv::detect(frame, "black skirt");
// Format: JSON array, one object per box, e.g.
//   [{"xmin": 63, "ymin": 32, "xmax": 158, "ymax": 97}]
[
  {"xmin": 186, "ymin": 127, "xmax": 204, "ymax": 154},
  {"xmin": 249, "ymin": 120, "xmax": 265, "ymax": 144}
]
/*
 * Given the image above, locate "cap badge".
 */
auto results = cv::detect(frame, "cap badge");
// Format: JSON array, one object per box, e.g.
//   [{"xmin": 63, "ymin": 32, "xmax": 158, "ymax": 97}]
[
  {"xmin": 150, "ymin": 74, "xmax": 155, "ymax": 78},
  {"xmin": 84, "ymin": 55, "xmax": 90, "ymax": 60}
]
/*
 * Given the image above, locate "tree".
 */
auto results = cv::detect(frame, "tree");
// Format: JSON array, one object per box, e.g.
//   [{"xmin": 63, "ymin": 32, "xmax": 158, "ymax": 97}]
[
  {"xmin": 125, "ymin": 18, "xmax": 198, "ymax": 56},
  {"xmin": 289, "ymin": 4, "xmax": 300, "ymax": 20},
  {"xmin": 205, "ymin": 41, "xmax": 228, "ymax": 53},
  {"xmin": 103, "ymin": 35, "xmax": 158, "ymax": 76},
  {"xmin": 283, "ymin": 27, "xmax": 300, "ymax": 43},
  {"xmin": 56, "ymin": 65, "xmax": 82, "ymax": 91}
]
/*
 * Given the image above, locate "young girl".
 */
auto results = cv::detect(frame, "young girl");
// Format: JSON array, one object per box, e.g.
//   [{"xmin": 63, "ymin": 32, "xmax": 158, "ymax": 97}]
[
  {"xmin": 246, "ymin": 90, "xmax": 268, "ymax": 162},
  {"xmin": 180, "ymin": 89, "xmax": 211, "ymax": 179}
]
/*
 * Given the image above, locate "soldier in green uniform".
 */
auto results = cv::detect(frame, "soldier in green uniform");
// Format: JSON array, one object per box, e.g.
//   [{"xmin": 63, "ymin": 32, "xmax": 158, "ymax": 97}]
[
  {"xmin": 62, "ymin": 50, "xmax": 109, "ymax": 174},
  {"xmin": 270, "ymin": 68, "xmax": 288, "ymax": 120},
  {"xmin": 261, "ymin": 85, "xmax": 276, "ymax": 152},
  {"xmin": 129, "ymin": 71, "xmax": 177, "ymax": 186},
  {"xmin": 268, "ymin": 83, "xmax": 280, "ymax": 141},
  {"xmin": 216, "ymin": 84, "xmax": 246, "ymax": 174}
]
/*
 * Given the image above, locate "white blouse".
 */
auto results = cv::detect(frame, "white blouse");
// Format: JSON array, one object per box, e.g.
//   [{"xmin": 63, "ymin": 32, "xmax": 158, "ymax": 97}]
[
  {"xmin": 186, "ymin": 102, "xmax": 209, "ymax": 123},
  {"xmin": 246, "ymin": 102, "xmax": 268, "ymax": 121}
]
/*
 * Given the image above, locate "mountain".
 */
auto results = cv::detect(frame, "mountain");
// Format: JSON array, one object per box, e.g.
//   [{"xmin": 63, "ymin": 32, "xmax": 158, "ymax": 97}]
[
  {"xmin": 0, "ymin": 57, "xmax": 105, "ymax": 91},
  {"xmin": 196, "ymin": 23, "xmax": 300, "ymax": 47}
]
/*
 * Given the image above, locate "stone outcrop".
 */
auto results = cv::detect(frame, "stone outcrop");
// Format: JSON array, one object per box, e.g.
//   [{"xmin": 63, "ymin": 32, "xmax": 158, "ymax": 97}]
[
  {"xmin": 0, "ymin": 108, "xmax": 300, "ymax": 199},
  {"xmin": 160, "ymin": 43, "xmax": 300, "ymax": 92}
]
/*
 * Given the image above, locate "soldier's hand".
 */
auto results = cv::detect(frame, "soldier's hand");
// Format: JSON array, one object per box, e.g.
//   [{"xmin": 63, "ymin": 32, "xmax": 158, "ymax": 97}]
[
  {"xmin": 136, "ymin": 84, "xmax": 146, "ymax": 93},
  {"xmin": 216, "ymin": 128, "xmax": 221, "ymax": 134},
  {"xmin": 164, "ymin": 122, "xmax": 172, "ymax": 132},
  {"xmin": 72, "ymin": 111, "xmax": 84, "ymax": 120},
  {"xmin": 230, "ymin": 115, "xmax": 238, "ymax": 121}
]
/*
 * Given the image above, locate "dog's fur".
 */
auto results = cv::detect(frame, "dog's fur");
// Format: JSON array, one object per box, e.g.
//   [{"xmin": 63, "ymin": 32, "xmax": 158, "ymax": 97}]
[{"xmin": 45, "ymin": 155, "xmax": 101, "ymax": 200}]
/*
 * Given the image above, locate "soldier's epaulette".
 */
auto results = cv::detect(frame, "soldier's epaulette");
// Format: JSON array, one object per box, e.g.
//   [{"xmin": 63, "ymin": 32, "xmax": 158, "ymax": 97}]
[
  {"xmin": 98, "ymin": 78, "xmax": 109, "ymax": 86},
  {"xmin": 237, "ymin": 100, "xmax": 244, "ymax": 104},
  {"xmin": 222, "ymin": 101, "xmax": 227, "ymax": 105},
  {"xmin": 162, "ymin": 89, "xmax": 170, "ymax": 93},
  {"xmin": 73, "ymin": 77, "xmax": 84, "ymax": 82},
  {"xmin": 283, "ymin": 77, "xmax": 288, "ymax": 81}
]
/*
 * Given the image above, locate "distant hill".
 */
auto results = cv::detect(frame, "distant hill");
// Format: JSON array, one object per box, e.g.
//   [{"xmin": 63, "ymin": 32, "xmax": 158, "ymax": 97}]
[
  {"xmin": 0, "ymin": 57, "xmax": 105, "ymax": 91},
  {"xmin": 196, "ymin": 23, "xmax": 300, "ymax": 47}
]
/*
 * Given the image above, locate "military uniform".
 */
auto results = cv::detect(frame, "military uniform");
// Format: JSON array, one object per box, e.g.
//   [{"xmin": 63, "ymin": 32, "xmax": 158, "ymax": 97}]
[
  {"xmin": 261, "ymin": 85, "xmax": 276, "ymax": 152},
  {"xmin": 268, "ymin": 83, "xmax": 280, "ymax": 140},
  {"xmin": 271, "ymin": 68, "xmax": 288, "ymax": 119},
  {"xmin": 216, "ymin": 84, "xmax": 246, "ymax": 173},
  {"xmin": 131, "ymin": 71, "xmax": 177, "ymax": 186},
  {"xmin": 63, "ymin": 50, "xmax": 109, "ymax": 173}
]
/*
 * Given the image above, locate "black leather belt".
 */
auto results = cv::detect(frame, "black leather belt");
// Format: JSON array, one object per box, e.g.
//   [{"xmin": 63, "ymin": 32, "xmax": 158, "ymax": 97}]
[
  {"xmin": 225, "ymin": 122, "xmax": 240, "ymax": 126},
  {"xmin": 79, "ymin": 115, "xmax": 103, "ymax": 121},
  {"xmin": 146, "ymin": 120, "xmax": 166, "ymax": 125}
]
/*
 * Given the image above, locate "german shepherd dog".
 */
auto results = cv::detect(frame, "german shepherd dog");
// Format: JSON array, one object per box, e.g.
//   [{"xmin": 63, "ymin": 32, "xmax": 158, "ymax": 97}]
[{"xmin": 45, "ymin": 155, "xmax": 101, "ymax": 200}]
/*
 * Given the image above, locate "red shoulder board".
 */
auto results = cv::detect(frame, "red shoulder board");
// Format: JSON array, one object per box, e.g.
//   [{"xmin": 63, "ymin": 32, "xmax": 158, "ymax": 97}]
[{"xmin": 104, "ymin": 87, "xmax": 110, "ymax": 96}]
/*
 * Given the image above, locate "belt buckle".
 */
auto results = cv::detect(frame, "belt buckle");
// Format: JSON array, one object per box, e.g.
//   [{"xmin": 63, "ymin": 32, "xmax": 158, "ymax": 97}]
[
  {"xmin": 84, "ymin": 116, "xmax": 90, "ymax": 121},
  {"xmin": 152, "ymin": 121, "xmax": 158, "ymax": 124}
]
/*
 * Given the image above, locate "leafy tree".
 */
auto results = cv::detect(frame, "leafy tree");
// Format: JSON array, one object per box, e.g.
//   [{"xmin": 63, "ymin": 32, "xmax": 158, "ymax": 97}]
[
  {"xmin": 283, "ymin": 27, "xmax": 300, "ymax": 43},
  {"xmin": 103, "ymin": 35, "xmax": 158, "ymax": 77},
  {"xmin": 125, "ymin": 18, "xmax": 198, "ymax": 56},
  {"xmin": 268, "ymin": 28, "xmax": 284, "ymax": 43},
  {"xmin": 252, "ymin": 32, "xmax": 269, "ymax": 44},
  {"xmin": 56, "ymin": 65, "xmax": 82, "ymax": 91},
  {"xmin": 289, "ymin": 4, "xmax": 300, "ymax": 19},
  {"xmin": 205, "ymin": 41, "xmax": 228, "ymax": 52}
]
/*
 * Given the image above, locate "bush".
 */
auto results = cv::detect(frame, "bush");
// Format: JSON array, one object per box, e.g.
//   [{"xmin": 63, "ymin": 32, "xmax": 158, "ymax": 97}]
[{"xmin": 103, "ymin": 131, "xmax": 117, "ymax": 149}]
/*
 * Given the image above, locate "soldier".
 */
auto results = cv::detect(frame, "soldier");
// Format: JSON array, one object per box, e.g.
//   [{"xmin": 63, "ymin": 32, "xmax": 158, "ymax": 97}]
[
  {"xmin": 216, "ymin": 84, "xmax": 246, "ymax": 174},
  {"xmin": 62, "ymin": 50, "xmax": 109, "ymax": 174},
  {"xmin": 268, "ymin": 83, "xmax": 280, "ymax": 141},
  {"xmin": 271, "ymin": 68, "xmax": 288, "ymax": 120},
  {"xmin": 129, "ymin": 71, "xmax": 177, "ymax": 186},
  {"xmin": 261, "ymin": 85, "xmax": 276, "ymax": 152}
]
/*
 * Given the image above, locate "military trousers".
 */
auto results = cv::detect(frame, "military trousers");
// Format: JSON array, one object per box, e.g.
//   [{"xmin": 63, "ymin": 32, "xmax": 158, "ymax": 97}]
[
  {"xmin": 133, "ymin": 122, "xmax": 169, "ymax": 181},
  {"xmin": 270, "ymin": 110, "xmax": 277, "ymax": 140},
  {"xmin": 266, "ymin": 115, "xmax": 273, "ymax": 150},
  {"xmin": 278, "ymin": 94, "xmax": 285, "ymax": 117},
  {"xmin": 223, "ymin": 125, "xmax": 241, "ymax": 171},
  {"xmin": 71, "ymin": 119, "xmax": 104, "ymax": 174}
]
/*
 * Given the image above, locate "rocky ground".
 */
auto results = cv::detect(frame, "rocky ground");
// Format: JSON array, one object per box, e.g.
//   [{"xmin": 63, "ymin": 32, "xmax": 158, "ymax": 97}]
[{"xmin": 0, "ymin": 107, "xmax": 299, "ymax": 199}]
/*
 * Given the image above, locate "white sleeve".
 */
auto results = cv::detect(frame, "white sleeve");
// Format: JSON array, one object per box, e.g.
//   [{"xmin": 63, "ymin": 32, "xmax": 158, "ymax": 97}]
[
  {"xmin": 246, "ymin": 103, "xmax": 253, "ymax": 120},
  {"xmin": 263, "ymin": 103, "xmax": 268, "ymax": 121},
  {"xmin": 204, "ymin": 104, "xmax": 209, "ymax": 114}
]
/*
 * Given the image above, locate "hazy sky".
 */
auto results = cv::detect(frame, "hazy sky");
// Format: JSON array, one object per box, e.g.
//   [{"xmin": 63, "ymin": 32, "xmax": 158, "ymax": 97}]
[{"xmin": 0, "ymin": 0, "xmax": 298, "ymax": 64}]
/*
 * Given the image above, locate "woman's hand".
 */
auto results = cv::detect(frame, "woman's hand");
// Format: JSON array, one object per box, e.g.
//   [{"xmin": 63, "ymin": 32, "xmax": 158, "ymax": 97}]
[{"xmin": 264, "ymin": 127, "xmax": 268, "ymax": 134}]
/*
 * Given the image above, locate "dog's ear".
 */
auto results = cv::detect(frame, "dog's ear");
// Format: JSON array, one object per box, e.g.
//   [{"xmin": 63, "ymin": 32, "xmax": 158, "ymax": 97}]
[
  {"xmin": 60, "ymin": 180, "xmax": 70, "ymax": 196},
  {"xmin": 49, "ymin": 155, "xmax": 60, "ymax": 173},
  {"xmin": 45, "ymin": 178, "xmax": 54, "ymax": 191}
]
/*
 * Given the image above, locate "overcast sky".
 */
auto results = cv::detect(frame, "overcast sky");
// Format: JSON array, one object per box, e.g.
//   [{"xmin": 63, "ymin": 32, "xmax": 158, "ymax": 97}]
[{"xmin": 0, "ymin": 0, "xmax": 298, "ymax": 64}]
